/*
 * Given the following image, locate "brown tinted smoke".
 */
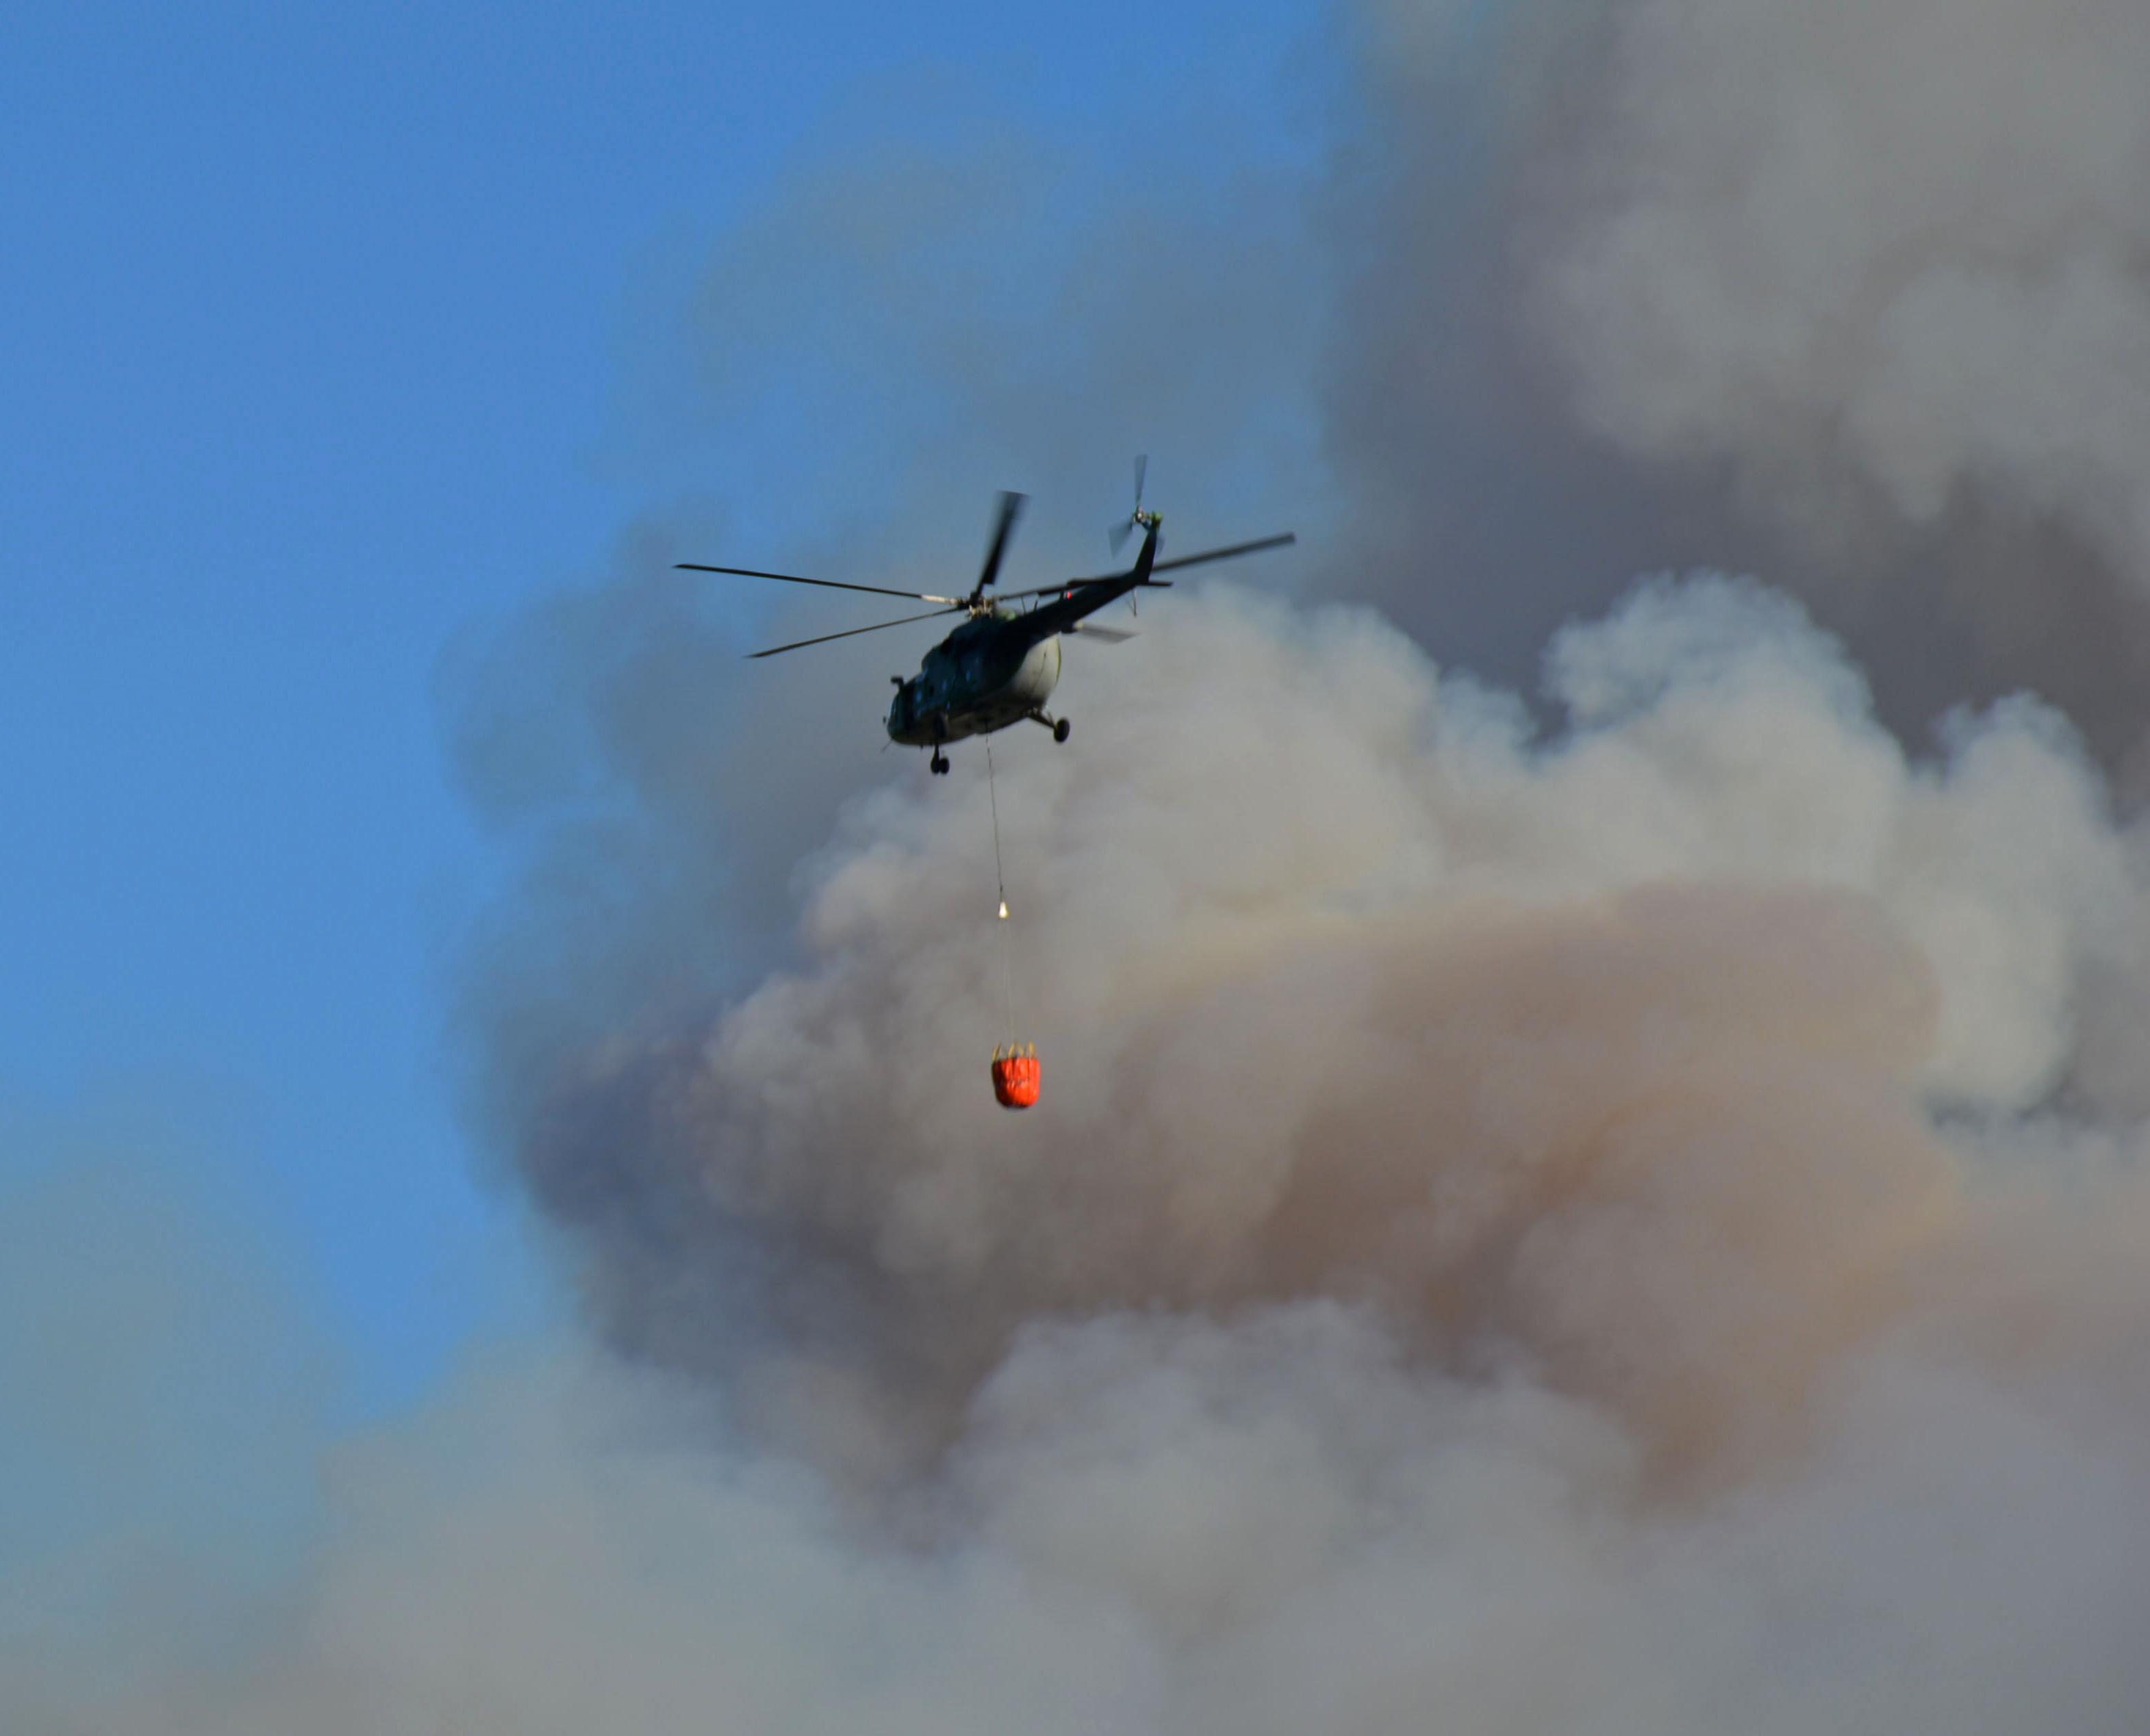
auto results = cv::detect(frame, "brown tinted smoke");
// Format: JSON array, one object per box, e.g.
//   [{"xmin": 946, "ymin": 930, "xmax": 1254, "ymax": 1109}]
[{"xmin": 501, "ymin": 579, "xmax": 2150, "ymax": 1490}]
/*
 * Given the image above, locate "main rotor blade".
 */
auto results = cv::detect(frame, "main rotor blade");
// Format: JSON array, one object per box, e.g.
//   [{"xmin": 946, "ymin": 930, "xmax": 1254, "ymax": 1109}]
[
  {"xmin": 1150, "ymin": 532, "xmax": 1295, "ymax": 574},
  {"xmin": 994, "ymin": 533, "xmax": 1295, "ymax": 602},
  {"xmin": 974, "ymin": 491, "xmax": 1026, "ymax": 596},
  {"xmin": 676, "ymin": 563, "xmax": 965, "ymax": 606},
  {"xmin": 745, "ymin": 607, "xmax": 963, "ymax": 659},
  {"xmin": 994, "ymin": 574, "xmax": 1167, "ymax": 603}
]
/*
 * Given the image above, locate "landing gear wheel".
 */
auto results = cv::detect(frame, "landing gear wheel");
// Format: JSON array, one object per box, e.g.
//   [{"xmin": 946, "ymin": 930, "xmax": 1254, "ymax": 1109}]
[
  {"xmin": 1052, "ymin": 717, "xmax": 1071, "ymax": 744},
  {"xmin": 930, "ymin": 751, "xmax": 950, "ymax": 775}
]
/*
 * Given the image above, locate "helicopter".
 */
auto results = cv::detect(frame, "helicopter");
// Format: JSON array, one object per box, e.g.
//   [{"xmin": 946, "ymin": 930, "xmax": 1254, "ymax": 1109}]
[{"xmin": 676, "ymin": 464, "xmax": 1295, "ymax": 773}]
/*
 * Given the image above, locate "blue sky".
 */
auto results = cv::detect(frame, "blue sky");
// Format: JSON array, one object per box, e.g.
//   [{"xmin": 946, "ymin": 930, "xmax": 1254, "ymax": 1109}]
[{"xmin": 1, "ymin": 0, "xmax": 1339, "ymax": 1416}]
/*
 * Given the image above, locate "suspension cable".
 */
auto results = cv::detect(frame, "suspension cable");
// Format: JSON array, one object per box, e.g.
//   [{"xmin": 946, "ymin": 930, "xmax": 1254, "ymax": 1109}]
[{"xmin": 986, "ymin": 739, "xmax": 1015, "ymax": 1047}]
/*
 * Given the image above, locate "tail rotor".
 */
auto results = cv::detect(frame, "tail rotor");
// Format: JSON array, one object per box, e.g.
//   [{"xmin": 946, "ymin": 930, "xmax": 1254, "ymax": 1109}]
[{"xmin": 1108, "ymin": 454, "xmax": 1157, "ymax": 555}]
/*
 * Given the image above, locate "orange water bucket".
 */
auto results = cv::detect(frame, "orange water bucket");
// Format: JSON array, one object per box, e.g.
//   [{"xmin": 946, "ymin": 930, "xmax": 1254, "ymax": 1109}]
[{"xmin": 991, "ymin": 1043, "xmax": 1040, "ymax": 1110}]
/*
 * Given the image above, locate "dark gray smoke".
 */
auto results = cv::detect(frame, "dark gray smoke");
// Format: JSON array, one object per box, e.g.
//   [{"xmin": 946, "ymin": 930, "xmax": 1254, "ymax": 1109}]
[{"xmin": 1324, "ymin": 0, "xmax": 2150, "ymax": 789}]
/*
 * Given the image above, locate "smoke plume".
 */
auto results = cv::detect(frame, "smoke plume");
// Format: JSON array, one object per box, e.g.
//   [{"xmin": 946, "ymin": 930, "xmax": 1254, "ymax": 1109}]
[
  {"xmin": 408, "ymin": 577, "xmax": 2150, "ymax": 1730},
  {"xmin": 27, "ymin": 573, "xmax": 2150, "ymax": 1732}
]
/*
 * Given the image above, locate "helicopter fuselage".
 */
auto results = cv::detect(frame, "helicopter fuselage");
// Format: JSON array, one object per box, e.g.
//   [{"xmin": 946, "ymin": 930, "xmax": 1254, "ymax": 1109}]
[
  {"xmin": 885, "ymin": 563, "xmax": 1154, "ymax": 749},
  {"xmin": 886, "ymin": 612, "xmax": 1063, "ymax": 746}
]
